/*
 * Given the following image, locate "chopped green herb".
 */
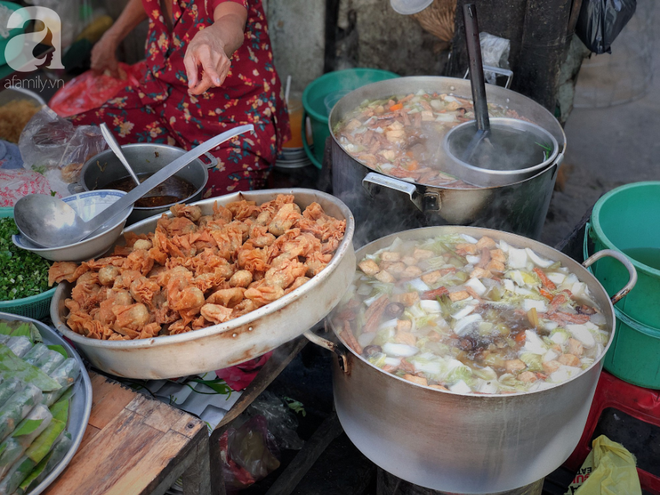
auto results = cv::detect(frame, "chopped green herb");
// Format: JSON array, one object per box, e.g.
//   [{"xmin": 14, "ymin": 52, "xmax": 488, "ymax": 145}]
[{"xmin": 0, "ymin": 217, "xmax": 52, "ymax": 301}]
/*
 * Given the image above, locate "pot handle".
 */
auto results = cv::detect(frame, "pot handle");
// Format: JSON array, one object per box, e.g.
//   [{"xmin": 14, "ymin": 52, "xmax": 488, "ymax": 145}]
[
  {"xmin": 362, "ymin": 172, "xmax": 424, "ymax": 212},
  {"xmin": 582, "ymin": 248, "xmax": 637, "ymax": 305},
  {"xmin": 199, "ymin": 152, "xmax": 218, "ymax": 169},
  {"xmin": 303, "ymin": 329, "xmax": 350, "ymax": 374},
  {"xmin": 302, "ymin": 111, "xmax": 323, "ymax": 169}
]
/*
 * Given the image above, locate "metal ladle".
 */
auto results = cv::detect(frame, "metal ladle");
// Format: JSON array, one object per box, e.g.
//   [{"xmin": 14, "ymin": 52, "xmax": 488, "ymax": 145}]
[
  {"xmin": 99, "ymin": 123, "xmax": 140, "ymax": 186},
  {"xmin": 14, "ymin": 124, "xmax": 254, "ymax": 248}
]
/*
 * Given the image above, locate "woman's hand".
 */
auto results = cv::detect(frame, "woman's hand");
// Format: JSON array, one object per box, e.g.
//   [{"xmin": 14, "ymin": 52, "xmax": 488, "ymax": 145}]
[
  {"xmin": 183, "ymin": 25, "xmax": 232, "ymax": 95},
  {"xmin": 91, "ymin": 32, "xmax": 121, "ymax": 77}
]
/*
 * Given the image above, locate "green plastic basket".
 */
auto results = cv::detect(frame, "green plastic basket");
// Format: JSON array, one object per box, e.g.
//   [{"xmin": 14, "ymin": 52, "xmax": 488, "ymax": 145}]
[{"xmin": 0, "ymin": 207, "xmax": 56, "ymax": 320}]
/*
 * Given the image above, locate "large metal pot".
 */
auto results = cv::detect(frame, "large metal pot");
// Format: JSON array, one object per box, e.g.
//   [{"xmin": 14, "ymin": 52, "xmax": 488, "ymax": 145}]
[
  {"xmin": 50, "ymin": 188, "xmax": 356, "ymax": 380},
  {"xmin": 329, "ymin": 77, "xmax": 566, "ymax": 246},
  {"xmin": 80, "ymin": 143, "xmax": 215, "ymax": 224},
  {"xmin": 306, "ymin": 226, "xmax": 636, "ymax": 494}
]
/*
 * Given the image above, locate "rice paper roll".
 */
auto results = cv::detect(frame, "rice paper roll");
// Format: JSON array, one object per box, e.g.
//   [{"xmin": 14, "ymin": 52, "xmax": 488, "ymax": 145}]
[
  {"xmin": 21, "ymin": 345, "xmax": 49, "ymax": 366},
  {"xmin": 0, "ymin": 380, "xmax": 24, "ymax": 407},
  {"xmin": 15, "ymin": 433, "xmax": 72, "ymax": 495},
  {"xmin": 42, "ymin": 359, "xmax": 80, "ymax": 407},
  {"xmin": 30, "ymin": 350, "xmax": 65, "ymax": 377},
  {"xmin": 0, "ymin": 385, "xmax": 42, "ymax": 444},
  {"xmin": 0, "ymin": 405, "xmax": 52, "ymax": 479},
  {"xmin": 0, "ymin": 348, "xmax": 61, "ymax": 394},
  {"xmin": 4, "ymin": 338, "xmax": 32, "ymax": 359},
  {"xmin": 0, "ymin": 418, "xmax": 65, "ymax": 495},
  {"xmin": 0, "ymin": 336, "xmax": 9, "ymax": 345}
]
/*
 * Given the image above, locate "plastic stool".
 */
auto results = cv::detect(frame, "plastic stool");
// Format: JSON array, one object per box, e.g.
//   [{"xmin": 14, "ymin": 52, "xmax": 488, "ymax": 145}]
[{"xmin": 564, "ymin": 370, "xmax": 660, "ymax": 493}]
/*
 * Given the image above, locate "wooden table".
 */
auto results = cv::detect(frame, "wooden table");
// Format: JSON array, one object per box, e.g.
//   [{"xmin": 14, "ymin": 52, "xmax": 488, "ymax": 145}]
[{"xmin": 44, "ymin": 371, "xmax": 210, "ymax": 495}]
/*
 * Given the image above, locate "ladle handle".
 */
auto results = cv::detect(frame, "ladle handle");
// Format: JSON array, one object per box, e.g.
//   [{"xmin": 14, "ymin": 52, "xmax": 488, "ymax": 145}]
[
  {"xmin": 100, "ymin": 123, "xmax": 140, "ymax": 186},
  {"xmin": 463, "ymin": 3, "xmax": 490, "ymax": 133},
  {"xmin": 83, "ymin": 124, "xmax": 254, "ymax": 235}
]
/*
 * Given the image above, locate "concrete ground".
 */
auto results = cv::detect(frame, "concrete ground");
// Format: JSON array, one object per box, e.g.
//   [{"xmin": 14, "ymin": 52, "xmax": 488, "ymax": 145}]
[{"xmin": 540, "ymin": 4, "xmax": 659, "ymax": 246}]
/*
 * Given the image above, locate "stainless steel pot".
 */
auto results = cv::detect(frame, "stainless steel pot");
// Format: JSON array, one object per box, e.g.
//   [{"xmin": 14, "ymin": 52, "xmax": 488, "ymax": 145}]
[
  {"xmin": 306, "ymin": 226, "xmax": 636, "ymax": 494},
  {"xmin": 80, "ymin": 143, "xmax": 216, "ymax": 224},
  {"xmin": 329, "ymin": 77, "xmax": 567, "ymax": 246},
  {"xmin": 50, "ymin": 188, "xmax": 356, "ymax": 380}
]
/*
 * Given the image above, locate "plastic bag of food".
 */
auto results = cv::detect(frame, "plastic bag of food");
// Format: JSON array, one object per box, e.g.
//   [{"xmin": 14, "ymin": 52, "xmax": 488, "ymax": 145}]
[
  {"xmin": 479, "ymin": 32, "xmax": 510, "ymax": 85},
  {"xmin": 49, "ymin": 61, "xmax": 146, "ymax": 118},
  {"xmin": 566, "ymin": 435, "xmax": 642, "ymax": 494},
  {"xmin": 18, "ymin": 107, "xmax": 106, "ymax": 189},
  {"xmin": 219, "ymin": 415, "xmax": 281, "ymax": 493},
  {"xmin": 575, "ymin": 0, "xmax": 637, "ymax": 54},
  {"xmin": 245, "ymin": 391, "xmax": 304, "ymax": 450}
]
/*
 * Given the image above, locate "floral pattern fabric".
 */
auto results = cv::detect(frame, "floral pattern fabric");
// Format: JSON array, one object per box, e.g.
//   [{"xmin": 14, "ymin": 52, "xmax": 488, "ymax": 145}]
[{"xmin": 71, "ymin": 0, "xmax": 289, "ymax": 195}]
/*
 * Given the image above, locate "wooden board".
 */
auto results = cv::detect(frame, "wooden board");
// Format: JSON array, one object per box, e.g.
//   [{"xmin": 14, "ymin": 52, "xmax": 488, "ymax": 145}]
[{"xmin": 44, "ymin": 372, "xmax": 210, "ymax": 495}]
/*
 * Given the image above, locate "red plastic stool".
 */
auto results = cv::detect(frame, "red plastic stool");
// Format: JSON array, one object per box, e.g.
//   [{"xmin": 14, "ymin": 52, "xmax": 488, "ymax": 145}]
[{"xmin": 564, "ymin": 370, "xmax": 660, "ymax": 493}]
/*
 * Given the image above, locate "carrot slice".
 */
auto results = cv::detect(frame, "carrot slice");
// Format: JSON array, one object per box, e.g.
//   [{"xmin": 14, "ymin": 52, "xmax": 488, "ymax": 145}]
[
  {"xmin": 539, "ymin": 288, "xmax": 554, "ymax": 300},
  {"xmin": 421, "ymin": 287, "xmax": 449, "ymax": 300},
  {"xmin": 389, "ymin": 103, "xmax": 403, "ymax": 112},
  {"xmin": 533, "ymin": 267, "xmax": 556, "ymax": 290}
]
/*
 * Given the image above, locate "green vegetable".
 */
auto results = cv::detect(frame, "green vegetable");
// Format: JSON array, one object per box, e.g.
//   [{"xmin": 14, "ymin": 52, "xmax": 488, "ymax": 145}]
[
  {"xmin": 0, "ymin": 346, "xmax": 62, "ymax": 393},
  {"xmin": 520, "ymin": 353, "xmax": 543, "ymax": 372},
  {"xmin": 0, "ymin": 218, "xmax": 52, "ymax": 301},
  {"xmin": 49, "ymin": 399, "xmax": 69, "ymax": 423},
  {"xmin": 16, "ymin": 433, "xmax": 72, "ymax": 495},
  {"xmin": 11, "ymin": 419, "xmax": 44, "ymax": 438}
]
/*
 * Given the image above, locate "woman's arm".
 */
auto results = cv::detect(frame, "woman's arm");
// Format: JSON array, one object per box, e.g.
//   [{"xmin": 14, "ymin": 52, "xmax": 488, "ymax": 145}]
[
  {"xmin": 91, "ymin": 0, "xmax": 148, "ymax": 77},
  {"xmin": 184, "ymin": 2, "xmax": 248, "ymax": 95}
]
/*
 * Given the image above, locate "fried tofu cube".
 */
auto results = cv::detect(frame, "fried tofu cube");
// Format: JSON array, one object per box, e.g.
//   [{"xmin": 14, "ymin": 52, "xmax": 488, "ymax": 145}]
[
  {"xmin": 476, "ymin": 236, "xmax": 497, "ymax": 249},
  {"xmin": 395, "ymin": 331, "xmax": 417, "ymax": 346},
  {"xmin": 413, "ymin": 248, "xmax": 434, "ymax": 260},
  {"xmin": 449, "ymin": 290, "xmax": 470, "ymax": 302},
  {"xmin": 486, "ymin": 260, "xmax": 505, "ymax": 273},
  {"xmin": 386, "ymin": 262, "xmax": 406, "ymax": 277},
  {"xmin": 421, "ymin": 270, "xmax": 443, "ymax": 286},
  {"xmin": 396, "ymin": 319, "xmax": 412, "ymax": 333},
  {"xmin": 402, "ymin": 256, "xmax": 418, "ymax": 266},
  {"xmin": 518, "ymin": 371, "xmax": 538, "ymax": 383},
  {"xmin": 543, "ymin": 360, "xmax": 561, "ymax": 374},
  {"xmin": 456, "ymin": 243, "xmax": 477, "ymax": 255},
  {"xmin": 403, "ymin": 374, "xmax": 428, "ymax": 386},
  {"xmin": 505, "ymin": 359, "xmax": 527, "ymax": 373},
  {"xmin": 490, "ymin": 249, "xmax": 506, "ymax": 263},
  {"xmin": 381, "ymin": 251, "xmax": 401, "ymax": 262},
  {"xmin": 358, "ymin": 259, "xmax": 380, "ymax": 276},
  {"xmin": 375, "ymin": 270, "xmax": 396, "ymax": 284},
  {"xmin": 558, "ymin": 353, "xmax": 581, "ymax": 367},
  {"xmin": 470, "ymin": 267, "xmax": 492, "ymax": 279},
  {"xmin": 567, "ymin": 338, "xmax": 584, "ymax": 357},
  {"xmin": 393, "ymin": 292, "xmax": 420, "ymax": 307},
  {"xmin": 401, "ymin": 265, "xmax": 423, "ymax": 278},
  {"xmin": 429, "ymin": 384, "xmax": 449, "ymax": 391}
]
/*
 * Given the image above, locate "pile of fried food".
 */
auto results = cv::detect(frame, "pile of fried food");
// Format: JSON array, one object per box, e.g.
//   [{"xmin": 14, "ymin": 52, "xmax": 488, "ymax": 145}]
[{"xmin": 48, "ymin": 195, "xmax": 346, "ymax": 340}]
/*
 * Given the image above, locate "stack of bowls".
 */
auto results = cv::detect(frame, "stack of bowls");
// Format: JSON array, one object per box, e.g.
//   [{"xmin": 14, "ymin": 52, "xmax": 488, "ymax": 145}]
[{"xmin": 584, "ymin": 181, "xmax": 660, "ymax": 388}]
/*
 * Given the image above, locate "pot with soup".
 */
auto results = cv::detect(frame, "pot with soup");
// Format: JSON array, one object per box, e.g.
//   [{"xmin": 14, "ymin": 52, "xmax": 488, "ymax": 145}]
[
  {"xmin": 305, "ymin": 226, "xmax": 635, "ymax": 494},
  {"xmin": 329, "ymin": 77, "xmax": 566, "ymax": 245}
]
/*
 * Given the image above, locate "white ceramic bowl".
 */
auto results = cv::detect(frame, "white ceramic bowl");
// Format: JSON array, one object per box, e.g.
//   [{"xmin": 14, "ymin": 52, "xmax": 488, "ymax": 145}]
[{"xmin": 12, "ymin": 190, "xmax": 133, "ymax": 262}]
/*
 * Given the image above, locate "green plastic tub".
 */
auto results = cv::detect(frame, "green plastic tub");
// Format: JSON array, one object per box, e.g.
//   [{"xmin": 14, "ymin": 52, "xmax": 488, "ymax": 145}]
[
  {"xmin": 0, "ymin": 208, "xmax": 56, "ymax": 320},
  {"xmin": 302, "ymin": 68, "xmax": 399, "ymax": 169},
  {"xmin": 585, "ymin": 181, "xmax": 660, "ymax": 328},
  {"xmin": 604, "ymin": 308, "xmax": 660, "ymax": 389}
]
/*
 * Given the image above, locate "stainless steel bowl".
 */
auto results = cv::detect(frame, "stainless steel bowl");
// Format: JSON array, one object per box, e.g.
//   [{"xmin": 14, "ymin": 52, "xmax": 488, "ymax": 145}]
[
  {"xmin": 80, "ymin": 143, "xmax": 213, "ymax": 224},
  {"xmin": 51, "ymin": 188, "xmax": 356, "ymax": 379}
]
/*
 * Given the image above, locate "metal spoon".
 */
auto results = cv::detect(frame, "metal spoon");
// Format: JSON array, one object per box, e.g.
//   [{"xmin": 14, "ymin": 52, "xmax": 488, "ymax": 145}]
[
  {"xmin": 15, "ymin": 124, "xmax": 254, "ymax": 248},
  {"xmin": 99, "ymin": 123, "xmax": 140, "ymax": 186}
]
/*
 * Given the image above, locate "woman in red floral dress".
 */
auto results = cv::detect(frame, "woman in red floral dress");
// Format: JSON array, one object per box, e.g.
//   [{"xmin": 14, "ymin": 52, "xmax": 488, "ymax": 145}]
[{"xmin": 72, "ymin": 0, "xmax": 289, "ymax": 195}]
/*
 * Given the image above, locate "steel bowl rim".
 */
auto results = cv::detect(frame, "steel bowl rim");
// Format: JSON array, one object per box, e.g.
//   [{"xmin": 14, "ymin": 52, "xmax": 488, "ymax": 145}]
[
  {"xmin": 81, "ymin": 143, "xmax": 209, "ymax": 211},
  {"xmin": 330, "ymin": 225, "xmax": 616, "ymax": 399},
  {"xmin": 442, "ymin": 117, "xmax": 560, "ymax": 180},
  {"xmin": 12, "ymin": 189, "xmax": 132, "ymax": 253},
  {"xmin": 52, "ymin": 188, "xmax": 356, "ymax": 350}
]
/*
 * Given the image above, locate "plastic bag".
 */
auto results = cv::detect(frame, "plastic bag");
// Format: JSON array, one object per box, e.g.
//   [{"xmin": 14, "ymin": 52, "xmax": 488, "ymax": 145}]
[
  {"xmin": 219, "ymin": 415, "xmax": 280, "ymax": 493},
  {"xmin": 18, "ymin": 107, "xmax": 106, "ymax": 193},
  {"xmin": 215, "ymin": 351, "xmax": 273, "ymax": 391},
  {"xmin": 575, "ymin": 0, "xmax": 637, "ymax": 54},
  {"xmin": 0, "ymin": 169, "xmax": 56, "ymax": 207},
  {"xmin": 49, "ymin": 61, "xmax": 146, "ymax": 118},
  {"xmin": 479, "ymin": 32, "xmax": 510, "ymax": 85},
  {"xmin": 565, "ymin": 435, "xmax": 642, "ymax": 495},
  {"xmin": 244, "ymin": 391, "xmax": 304, "ymax": 450}
]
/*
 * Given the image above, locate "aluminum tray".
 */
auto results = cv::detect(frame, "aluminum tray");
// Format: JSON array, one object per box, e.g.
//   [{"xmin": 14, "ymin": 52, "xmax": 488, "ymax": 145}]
[
  {"xmin": 0, "ymin": 311, "xmax": 93, "ymax": 495},
  {"xmin": 51, "ymin": 188, "xmax": 356, "ymax": 379}
]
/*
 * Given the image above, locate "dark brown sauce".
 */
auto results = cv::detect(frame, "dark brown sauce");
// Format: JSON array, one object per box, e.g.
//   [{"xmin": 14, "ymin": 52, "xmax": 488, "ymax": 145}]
[{"xmin": 104, "ymin": 174, "xmax": 196, "ymax": 208}]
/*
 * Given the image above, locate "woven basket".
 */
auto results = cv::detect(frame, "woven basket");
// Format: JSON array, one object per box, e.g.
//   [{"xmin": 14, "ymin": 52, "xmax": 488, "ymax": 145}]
[
  {"xmin": 412, "ymin": 0, "xmax": 457, "ymax": 46},
  {"xmin": 0, "ymin": 207, "xmax": 56, "ymax": 320}
]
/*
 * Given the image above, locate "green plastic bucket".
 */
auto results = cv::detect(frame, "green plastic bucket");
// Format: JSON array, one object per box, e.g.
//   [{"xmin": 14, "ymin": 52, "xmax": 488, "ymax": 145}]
[
  {"xmin": 604, "ymin": 308, "xmax": 660, "ymax": 388},
  {"xmin": 301, "ymin": 68, "xmax": 400, "ymax": 169},
  {"xmin": 585, "ymin": 181, "xmax": 660, "ymax": 328}
]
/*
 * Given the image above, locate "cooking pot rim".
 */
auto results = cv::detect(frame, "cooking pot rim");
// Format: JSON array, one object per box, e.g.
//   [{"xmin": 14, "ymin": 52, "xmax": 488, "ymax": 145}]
[
  {"xmin": 328, "ymin": 75, "xmax": 566, "ymax": 191},
  {"xmin": 329, "ymin": 225, "xmax": 616, "ymax": 399},
  {"xmin": 80, "ymin": 143, "xmax": 209, "ymax": 210}
]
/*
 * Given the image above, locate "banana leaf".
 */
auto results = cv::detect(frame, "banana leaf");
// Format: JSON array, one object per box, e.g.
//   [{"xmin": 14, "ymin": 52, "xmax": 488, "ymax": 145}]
[
  {"xmin": 15, "ymin": 433, "xmax": 72, "ymax": 495},
  {"xmin": 0, "ymin": 347, "xmax": 61, "ymax": 394},
  {"xmin": 42, "ymin": 359, "xmax": 80, "ymax": 407},
  {"xmin": 4, "ymin": 339, "xmax": 31, "ymax": 359},
  {"xmin": 48, "ymin": 399, "xmax": 69, "ymax": 424},
  {"xmin": 0, "ymin": 385, "xmax": 42, "ymax": 444},
  {"xmin": 0, "ymin": 419, "xmax": 65, "ymax": 495},
  {"xmin": 0, "ymin": 379, "xmax": 23, "ymax": 406},
  {"xmin": 0, "ymin": 405, "xmax": 52, "ymax": 480},
  {"xmin": 0, "ymin": 322, "xmax": 41, "ymax": 345}
]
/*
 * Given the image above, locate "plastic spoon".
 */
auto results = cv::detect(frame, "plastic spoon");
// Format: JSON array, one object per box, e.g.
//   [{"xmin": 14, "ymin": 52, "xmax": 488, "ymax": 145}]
[{"xmin": 14, "ymin": 124, "xmax": 254, "ymax": 248}]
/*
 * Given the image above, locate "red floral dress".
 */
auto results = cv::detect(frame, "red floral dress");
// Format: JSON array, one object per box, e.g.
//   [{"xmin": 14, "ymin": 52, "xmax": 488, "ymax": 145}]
[{"xmin": 71, "ymin": 0, "xmax": 289, "ymax": 195}]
